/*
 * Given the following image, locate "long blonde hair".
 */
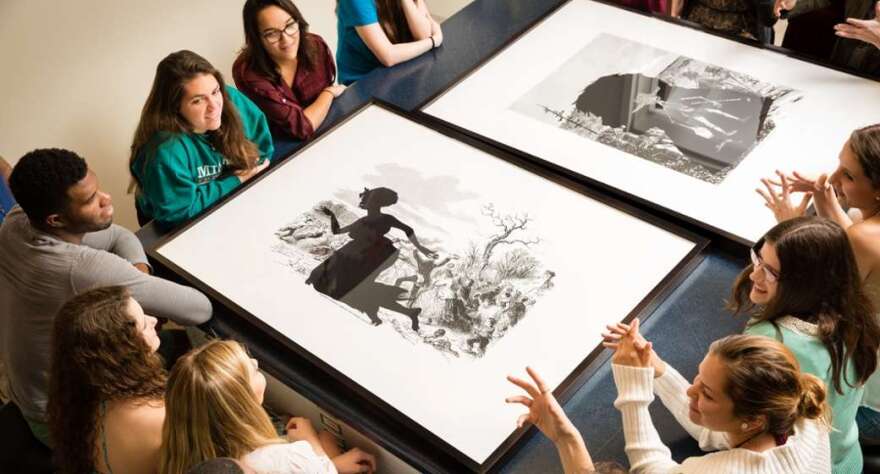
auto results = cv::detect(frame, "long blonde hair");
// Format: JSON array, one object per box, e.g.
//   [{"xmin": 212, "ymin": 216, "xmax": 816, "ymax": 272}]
[{"xmin": 159, "ymin": 340, "xmax": 281, "ymax": 474}]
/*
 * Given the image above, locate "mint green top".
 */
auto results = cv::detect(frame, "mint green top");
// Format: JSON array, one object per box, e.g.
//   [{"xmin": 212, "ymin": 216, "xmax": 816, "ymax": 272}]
[
  {"xmin": 746, "ymin": 317, "xmax": 862, "ymax": 474},
  {"xmin": 132, "ymin": 85, "xmax": 274, "ymax": 227}
]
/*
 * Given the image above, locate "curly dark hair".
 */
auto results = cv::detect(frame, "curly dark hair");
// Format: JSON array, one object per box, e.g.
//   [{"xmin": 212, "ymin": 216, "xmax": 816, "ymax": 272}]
[
  {"xmin": 48, "ymin": 286, "xmax": 167, "ymax": 474},
  {"xmin": 8, "ymin": 148, "xmax": 88, "ymax": 228}
]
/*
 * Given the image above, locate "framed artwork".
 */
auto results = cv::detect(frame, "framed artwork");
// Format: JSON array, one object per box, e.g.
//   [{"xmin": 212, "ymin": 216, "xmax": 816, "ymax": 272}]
[
  {"xmin": 149, "ymin": 101, "xmax": 705, "ymax": 471},
  {"xmin": 421, "ymin": 0, "xmax": 880, "ymax": 244}
]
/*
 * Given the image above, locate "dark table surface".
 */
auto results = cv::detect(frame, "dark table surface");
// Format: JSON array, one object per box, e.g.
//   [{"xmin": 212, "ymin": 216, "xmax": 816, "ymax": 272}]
[{"xmin": 137, "ymin": 0, "xmax": 754, "ymax": 471}]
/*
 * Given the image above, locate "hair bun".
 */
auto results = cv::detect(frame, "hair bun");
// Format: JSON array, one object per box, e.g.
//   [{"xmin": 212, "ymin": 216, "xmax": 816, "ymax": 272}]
[{"xmin": 797, "ymin": 373, "xmax": 828, "ymax": 421}]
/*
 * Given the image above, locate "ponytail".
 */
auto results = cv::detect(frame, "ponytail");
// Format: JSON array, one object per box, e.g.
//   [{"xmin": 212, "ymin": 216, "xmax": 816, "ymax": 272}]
[{"xmin": 797, "ymin": 373, "xmax": 831, "ymax": 427}]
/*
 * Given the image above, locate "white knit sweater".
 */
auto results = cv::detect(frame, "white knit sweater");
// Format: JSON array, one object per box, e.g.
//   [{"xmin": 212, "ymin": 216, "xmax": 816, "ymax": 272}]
[{"xmin": 612, "ymin": 364, "xmax": 831, "ymax": 473}]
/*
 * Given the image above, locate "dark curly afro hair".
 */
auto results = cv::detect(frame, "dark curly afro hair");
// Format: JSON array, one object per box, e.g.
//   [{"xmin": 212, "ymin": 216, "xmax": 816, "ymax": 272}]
[{"xmin": 9, "ymin": 148, "xmax": 88, "ymax": 226}]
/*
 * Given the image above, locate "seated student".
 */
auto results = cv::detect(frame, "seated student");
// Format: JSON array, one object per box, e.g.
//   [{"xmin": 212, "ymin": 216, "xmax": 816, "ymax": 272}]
[
  {"xmin": 234, "ymin": 0, "xmax": 347, "ymax": 140},
  {"xmin": 604, "ymin": 325, "xmax": 831, "ymax": 472},
  {"xmin": 759, "ymin": 124, "xmax": 880, "ymax": 438},
  {"xmin": 130, "ymin": 50, "xmax": 275, "ymax": 228},
  {"xmin": 730, "ymin": 217, "xmax": 876, "ymax": 471},
  {"xmin": 775, "ymin": 0, "xmax": 880, "ymax": 76},
  {"xmin": 510, "ymin": 329, "xmax": 832, "ymax": 473},
  {"xmin": 48, "ymin": 286, "xmax": 167, "ymax": 474},
  {"xmin": 0, "ymin": 154, "xmax": 14, "ymax": 222},
  {"xmin": 0, "ymin": 148, "xmax": 212, "ymax": 447},
  {"xmin": 336, "ymin": 0, "xmax": 443, "ymax": 85},
  {"xmin": 160, "ymin": 340, "xmax": 377, "ymax": 474}
]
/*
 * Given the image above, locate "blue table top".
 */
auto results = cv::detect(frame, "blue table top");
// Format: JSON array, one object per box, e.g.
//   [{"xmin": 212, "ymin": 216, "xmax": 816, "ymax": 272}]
[{"xmin": 138, "ymin": 0, "xmax": 754, "ymax": 470}]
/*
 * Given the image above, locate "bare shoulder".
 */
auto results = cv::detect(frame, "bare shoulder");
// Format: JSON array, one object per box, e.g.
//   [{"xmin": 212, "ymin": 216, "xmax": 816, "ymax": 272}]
[
  {"xmin": 110, "ymin": 398, "xmax": 165, "ymax": 431},
  {"xmin": 848, "ymin": 221, "xmax": 880, "ymax": 248}
]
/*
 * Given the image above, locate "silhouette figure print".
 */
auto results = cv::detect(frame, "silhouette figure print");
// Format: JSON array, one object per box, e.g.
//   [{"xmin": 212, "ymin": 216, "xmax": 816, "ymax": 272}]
[{"xmin": 306, "ymin": 187, "xmax": 436, "ymax": 331}]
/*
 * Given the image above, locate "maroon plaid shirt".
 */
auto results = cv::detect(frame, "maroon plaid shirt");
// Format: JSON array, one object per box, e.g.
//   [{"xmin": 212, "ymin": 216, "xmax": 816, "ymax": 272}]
[{"xmin": 233, "ymin": 33, "xmax": 336, "ymax": 140}]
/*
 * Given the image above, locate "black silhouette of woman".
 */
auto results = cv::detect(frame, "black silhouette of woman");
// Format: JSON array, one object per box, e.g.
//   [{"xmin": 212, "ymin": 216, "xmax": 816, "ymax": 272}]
[{"xmin": 306, "ymin": 187, "xmax": 436, "ymax": 331}]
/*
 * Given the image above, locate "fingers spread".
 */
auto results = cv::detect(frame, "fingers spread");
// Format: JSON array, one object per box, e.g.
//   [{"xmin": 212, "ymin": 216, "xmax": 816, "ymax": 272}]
[{"xmin": 507, "ymin": 375, "xmax": 540, "ymax": 398}]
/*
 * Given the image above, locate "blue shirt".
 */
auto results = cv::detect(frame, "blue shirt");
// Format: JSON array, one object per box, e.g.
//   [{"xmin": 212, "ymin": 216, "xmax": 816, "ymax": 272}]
[
  {"xmin": 0, "ymin": 178, "xmax": 14, "ymax": 223},
  {"xmin": 336, "ymin": 0, "xmax": 382, "ymax": 85}
]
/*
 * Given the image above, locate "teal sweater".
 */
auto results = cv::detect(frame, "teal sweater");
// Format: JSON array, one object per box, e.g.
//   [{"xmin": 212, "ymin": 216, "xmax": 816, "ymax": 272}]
[
  {"xmin": 746, "ymin": 318, "xmax": 862, "ymax": 474},
  {"xmin": 132, "ymin": 85, "xmax": 274, "ymax": 227}
]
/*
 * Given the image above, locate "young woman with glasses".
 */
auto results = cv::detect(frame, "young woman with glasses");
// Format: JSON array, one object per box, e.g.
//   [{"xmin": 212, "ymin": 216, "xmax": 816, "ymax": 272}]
[
  {"xmin": 725, "ymin": 217, "xmax": 877, "ymax": 472},
  {"xmin": 335, "ymin": 0, "xmax": 443, "ymax": 85},
  {"xmin": 760, "ymin": 124, "xmax": 880, "ymax": 444},
  {"xmin": 234, "ymin": 0, "xmax": 345, "ymax": 141}
]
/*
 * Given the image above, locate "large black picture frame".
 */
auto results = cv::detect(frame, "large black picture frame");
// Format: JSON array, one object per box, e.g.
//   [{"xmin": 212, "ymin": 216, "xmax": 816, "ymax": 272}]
[
  {"xmin": 147, "ymin": 100, "xmax": 708, "ymax": 472},
  {"xmin": 418, "ymin": 0, "xmax": 880, "ymax": 249}
]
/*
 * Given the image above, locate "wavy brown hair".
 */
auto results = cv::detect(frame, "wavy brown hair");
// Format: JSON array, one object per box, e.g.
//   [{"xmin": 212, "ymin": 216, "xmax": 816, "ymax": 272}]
[
  {"xmin": 48, "ymin": 286, "xmax": 166, "ymax": 474},
  {"xmin": 729, "ymin": 217, "xmax": 880, "ymax": 394},
  {"xmin": 240, "ymin": 0, "xmax": 322, "ymax": 82},
  {"xmin": 129, "ymin": 50, "xmax": 259, "ymax": 191},
  {"xmin": 710, "ymin": 335, "xmax": 831, "ymax": 438},
  {"xmin": 336, "ymin": 0, "xmax": 414, "ymax": 43}
]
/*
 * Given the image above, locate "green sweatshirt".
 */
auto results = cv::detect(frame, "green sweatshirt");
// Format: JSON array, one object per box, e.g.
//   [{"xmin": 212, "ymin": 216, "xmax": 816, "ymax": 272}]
[
  {"xmin": 746, "ymin": 317, "xmax": 863, "ymax": 474},
  {"xmin": 132, "ymin": 85, "xmax": 274, "ymax": 227}
]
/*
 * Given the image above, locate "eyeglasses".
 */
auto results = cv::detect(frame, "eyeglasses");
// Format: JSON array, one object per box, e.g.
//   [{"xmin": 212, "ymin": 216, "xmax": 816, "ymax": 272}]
[
  {"xmin": 262, "ymin": 21, "xmax": 299, "ymax": 44},
  {"xmin": 749, "ymin": 247, "xmax": 780, "ymax": 283}
]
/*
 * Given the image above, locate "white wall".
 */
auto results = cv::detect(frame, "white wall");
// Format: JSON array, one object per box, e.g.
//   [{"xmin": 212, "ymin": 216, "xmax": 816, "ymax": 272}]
[{"xmin": 0, "ymin": 0, "xmax": 470, "ymax": 230}]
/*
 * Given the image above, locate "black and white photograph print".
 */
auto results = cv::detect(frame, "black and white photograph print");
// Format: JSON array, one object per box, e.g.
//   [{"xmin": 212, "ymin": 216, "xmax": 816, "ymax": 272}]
[
  {"xmin": 511, "ymin": 33, "xmax": 803, "ymax": 184},
  {"xmin": 272, "ymin": 182, "xmax": 555, "ymax": 359}
]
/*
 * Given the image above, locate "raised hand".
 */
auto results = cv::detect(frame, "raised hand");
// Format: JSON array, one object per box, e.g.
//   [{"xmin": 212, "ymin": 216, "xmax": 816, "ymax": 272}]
[
  {"xmin": 506, "ymin": 367, "xmax": 577, "ymax": 443},
  {"xmin": 603, "ymin": 318, "xmax": 666, "ymax": 377},
  {"xmin": 835, "ymin": 2, "xmax": 880, "ymax": 49},
  {"xmin": 756, "ymin": 171, "xmax": 812, "ymax": 222}
]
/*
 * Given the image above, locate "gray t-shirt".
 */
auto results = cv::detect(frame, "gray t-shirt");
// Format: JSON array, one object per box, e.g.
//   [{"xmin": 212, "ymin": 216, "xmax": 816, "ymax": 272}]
[{"xmin": 0, "ymin": 207, "xmax": 212, "ymax": 422}]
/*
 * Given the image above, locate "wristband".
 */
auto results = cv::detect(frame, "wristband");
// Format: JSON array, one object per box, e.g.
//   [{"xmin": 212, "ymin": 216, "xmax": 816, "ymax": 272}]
[
  {"xmin": 430, "ymin": 36, "xmax": 436, "ymax": 50},
  {"xmin": 321, "ymin": 88, "xmax": 335, "ymax": 99}
]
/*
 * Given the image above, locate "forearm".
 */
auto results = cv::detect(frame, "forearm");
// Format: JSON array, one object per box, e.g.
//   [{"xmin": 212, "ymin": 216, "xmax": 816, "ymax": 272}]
[
  {"xmin": 612, "ymin": 364, "xmax": 680, "ymax": 472},
  {"xmin": 82, "ymin": 224, "xmax": 149, "ymax": 265},
  {"xmin": 555, "ymin": 433, "xmax": 595, "ymax": 474},
  {"xmin": 73, "ymin": 254, "xmax": 213, "ymax": 325},
  {"xmin": 302, "ymin": 91, "xmax": 335, "ymax": 134},
  {"xmin": 400, "ymin": 0, "xmax": 433, "ymax": 39},
  {"xmin": 376, "ymin": 38, "xmax": 434, "ymax": 67}
]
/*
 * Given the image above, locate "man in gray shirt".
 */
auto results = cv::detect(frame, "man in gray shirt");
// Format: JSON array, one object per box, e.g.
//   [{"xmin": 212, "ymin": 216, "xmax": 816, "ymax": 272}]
[{"xmin": 0, "ymin": 148, "xmax": 213, "ymax": 444}]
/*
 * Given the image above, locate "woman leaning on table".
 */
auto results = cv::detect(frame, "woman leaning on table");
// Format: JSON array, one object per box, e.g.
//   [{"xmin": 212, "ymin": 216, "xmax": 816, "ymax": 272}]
[
  {"xmin": 336, "ymin": 0, "xmax": 444, "ymax": 85},
  {"xmin": 130, "ymin": 50, "xmax": 274, "ymax": 229},
  {"xmin": 234, "ymin": 0, "xmax": 346, "ymax": 141},
  {"xmin": 508, "ymin": 321, "xmax": 832, "ymax": 473}
]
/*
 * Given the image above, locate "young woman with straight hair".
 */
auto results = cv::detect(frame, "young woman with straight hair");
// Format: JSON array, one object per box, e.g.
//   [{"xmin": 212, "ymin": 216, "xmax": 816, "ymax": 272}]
[{"xmin": 130, "ymin": 50, "xmax": 274, "ymax": 228}]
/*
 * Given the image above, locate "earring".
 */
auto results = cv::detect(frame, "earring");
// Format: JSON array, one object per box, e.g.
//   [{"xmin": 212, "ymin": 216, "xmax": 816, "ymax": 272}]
[{"xmin": 740, "ymin": 422, "xmax": 749, "ymax": 432}]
